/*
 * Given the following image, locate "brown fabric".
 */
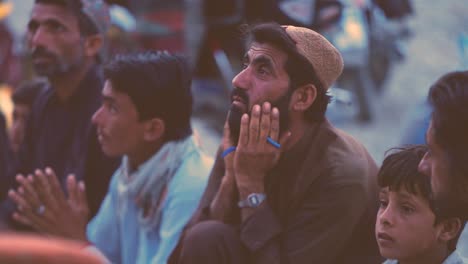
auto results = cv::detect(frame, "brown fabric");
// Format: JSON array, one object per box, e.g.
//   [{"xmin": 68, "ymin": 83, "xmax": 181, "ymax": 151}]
[
  {"xmin": 178, "ymin": 221, "xmax": 248, "ymax": 264},
  {"xmin": 0, "ymin": 234, "xmax": 105, "ymax": 263},
  {"xmin": 283, "ymin": 25, "xmax": 344, "ymax": 89},
  {"xmin": 171, "ymin": 120, "xmax": 380, "ymax": 264}
]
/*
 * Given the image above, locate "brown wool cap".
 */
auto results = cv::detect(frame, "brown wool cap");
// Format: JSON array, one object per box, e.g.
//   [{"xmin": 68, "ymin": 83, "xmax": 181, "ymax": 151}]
[{"xmin": 283, "ymin": 25, "xmax": 344, "ymax": 90}]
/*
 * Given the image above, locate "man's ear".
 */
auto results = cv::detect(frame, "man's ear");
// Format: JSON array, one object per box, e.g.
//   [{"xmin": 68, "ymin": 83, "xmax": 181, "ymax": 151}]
[
  {"xmin": 291, "ymin": 84, "xmax": 316, "ymax": 111},
  {"xmin": 437, "ymin": 218, "xmax": 462, "ymax": 244},
  {"xmin": 143, "ymin": 118, "xmax": 165, "ymax": 142},
  {"xmin": 83, "ymin": 34, "xmax": 103, "ymax": 58}
]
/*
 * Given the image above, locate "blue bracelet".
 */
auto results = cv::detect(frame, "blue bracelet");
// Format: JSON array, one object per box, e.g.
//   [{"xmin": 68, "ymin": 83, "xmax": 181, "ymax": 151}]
[
  {"xmin": 222, "ymin": 146, "xmax": 236, "ymax": 158},
  {"xmin": 267, "ymin": 137, "xmax": 281, "ymax": 149}
]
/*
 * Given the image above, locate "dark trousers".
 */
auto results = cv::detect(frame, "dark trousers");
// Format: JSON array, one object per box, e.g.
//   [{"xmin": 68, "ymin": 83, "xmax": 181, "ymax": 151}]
[{"xmin": 177, "ymin": 221, "xmax": 249, "ymax": 264}]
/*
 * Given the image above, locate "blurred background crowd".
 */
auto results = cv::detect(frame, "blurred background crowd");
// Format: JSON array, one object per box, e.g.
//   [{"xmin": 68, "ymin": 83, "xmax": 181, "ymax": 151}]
[{"xmin": 0, "ymin": 0, "xmax": 467, "ymax": 163}]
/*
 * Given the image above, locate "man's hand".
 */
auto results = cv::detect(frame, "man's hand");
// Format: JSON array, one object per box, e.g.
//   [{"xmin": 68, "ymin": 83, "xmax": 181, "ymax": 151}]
[
  {"xmin": 209, "ymin": 113, "xmax": 239, "ymax": 222},
  {"xmin": 234, "ymin": 102, "xmax": 290, "ymax": 196},
  {"xmin": 9, "ymin": 168, "xmax": 89, "ymax": 241}
]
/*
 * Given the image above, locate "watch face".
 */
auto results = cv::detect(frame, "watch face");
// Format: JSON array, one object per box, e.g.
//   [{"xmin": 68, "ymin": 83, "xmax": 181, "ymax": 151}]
[{"xmin": 248, "ymin": 194, "xmax": 260, "ymax": 206}]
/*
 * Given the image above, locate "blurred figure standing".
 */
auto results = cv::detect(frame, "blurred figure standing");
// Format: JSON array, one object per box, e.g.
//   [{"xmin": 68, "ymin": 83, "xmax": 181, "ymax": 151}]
[{"xmin": 0, "ymin": 0, "xmax": 119, "ymax": 229}]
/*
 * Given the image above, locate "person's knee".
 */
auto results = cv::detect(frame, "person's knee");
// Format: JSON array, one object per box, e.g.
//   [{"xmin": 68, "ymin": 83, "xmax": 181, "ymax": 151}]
[{"xmin": 183, "ymin": 220, "xmax": 237, "ymax": 249}]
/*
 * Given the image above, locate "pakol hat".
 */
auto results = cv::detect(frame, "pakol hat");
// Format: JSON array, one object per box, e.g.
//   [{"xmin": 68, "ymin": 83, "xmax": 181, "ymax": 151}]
[{"xmin": 283, "ymin": 25, "xmax": 344, "ymax": 89}]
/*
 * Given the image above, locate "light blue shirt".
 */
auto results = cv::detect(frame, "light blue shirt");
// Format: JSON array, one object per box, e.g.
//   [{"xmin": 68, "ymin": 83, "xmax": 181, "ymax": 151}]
[
  {"xmin": 383, "ymin": 251, "xmax": 468, "ymax": 264},
  {"xmin": 86, "ymin": 147, "xmax": 212, "ymax": 264}
]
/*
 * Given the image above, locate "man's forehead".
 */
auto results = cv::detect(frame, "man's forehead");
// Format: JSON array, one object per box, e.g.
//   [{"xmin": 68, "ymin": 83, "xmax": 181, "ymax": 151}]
[
  {"xmin": 246, "ymin": 42, "xmax": 287, "ymax": 62},
  {"xmin": 30, "ymin": 3, "xmax": 78, "ymax": 24}
]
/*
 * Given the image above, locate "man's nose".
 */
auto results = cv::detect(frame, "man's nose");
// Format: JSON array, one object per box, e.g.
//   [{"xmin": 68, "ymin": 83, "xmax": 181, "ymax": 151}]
[
  {"xmin": 232, "ymin": 68, "xmax": 249, "ymax": 90},
  {"xmin": 92, "ymin": 107, "xmax": 103, "ymax": 125},
  {"xmin": 418, "ymin": 152, "xmax": 431, "ymax": 177},
  {"xmin": 29, "ymin": 27, "xmax": 48, "ymax": 48}
]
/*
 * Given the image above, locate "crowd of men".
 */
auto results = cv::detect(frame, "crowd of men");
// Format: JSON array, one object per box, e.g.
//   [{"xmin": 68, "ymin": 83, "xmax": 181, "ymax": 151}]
[{"xmin": 0, "ymin": 0, "xmax": 467, "ymax": 263}]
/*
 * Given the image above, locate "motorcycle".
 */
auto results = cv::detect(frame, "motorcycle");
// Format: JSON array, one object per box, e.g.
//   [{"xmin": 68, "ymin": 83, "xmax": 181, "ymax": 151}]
[{"xmin": 270, "ymin": 0, "xmax": 412, "ymax": 121}]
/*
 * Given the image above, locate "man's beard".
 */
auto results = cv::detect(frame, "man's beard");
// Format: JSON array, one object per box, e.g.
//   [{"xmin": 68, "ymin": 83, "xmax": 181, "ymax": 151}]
[
  {"xmin": 228, "ymin": 88, "xmax": 291, "ymax": 145},
  {"xmin": 432, "ymin": 182, "xmax": 468, "ymax": 221},
  {"xmin": 30, "ymin": 47, "xmax": 81, "ymax": 77}
]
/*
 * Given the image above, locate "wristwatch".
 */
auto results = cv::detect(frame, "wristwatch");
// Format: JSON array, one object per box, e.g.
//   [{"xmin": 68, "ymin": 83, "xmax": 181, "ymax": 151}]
[{"xmin": 238, "ymin": 193, "xmax": 266, "ymax": 208}]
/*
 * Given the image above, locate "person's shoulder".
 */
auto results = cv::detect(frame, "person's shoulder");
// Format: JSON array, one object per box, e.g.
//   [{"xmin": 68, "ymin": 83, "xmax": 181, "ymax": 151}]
[
  {"xmin": 321, "ymin": 124, "xmax": 377, "ymax": 184},
  {"xmin": 170, "ymin": 145, "xmax": 213, "ymax": 191},
  {"xmin": 444, "ymin": 251, "xmax": 468, "ymax": 264}
]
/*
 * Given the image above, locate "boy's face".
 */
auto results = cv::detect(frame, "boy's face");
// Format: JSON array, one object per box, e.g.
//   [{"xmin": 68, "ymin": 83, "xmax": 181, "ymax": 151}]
[
  {"xmin": 376, "ymin": 187, "xmax": 443, "ymax": 261},
  {"xmin": 92, "ymin": 80, "xmax": 147, "ymax": 157}
]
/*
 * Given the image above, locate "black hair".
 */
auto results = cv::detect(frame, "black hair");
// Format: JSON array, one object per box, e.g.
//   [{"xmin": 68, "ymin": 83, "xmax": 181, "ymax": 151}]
[
  {"xmin": 241, "ymin": 22, "xmax": 331, "ymax": 122},
  {"xmin": 12, "ymin": 79, "xmax": 46, "ymax": 106},
  {"xmin": 378, "ymin": 145, "xmax": 432, "ymax": 206},
  {"xmin": 428, "ymin": 71, "xmax": 468, "ymax": 203},
  {"xmin": 103, "ymin": 51, "xmax": 193, "ymax": 142}
]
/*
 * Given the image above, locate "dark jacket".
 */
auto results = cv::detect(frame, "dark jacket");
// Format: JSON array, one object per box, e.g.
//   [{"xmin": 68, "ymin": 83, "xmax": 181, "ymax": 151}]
[
  {"xmin": 176, "ymin": 120, "xmax": 381, "ymax": 264},
  {"xmin": 1, "ymin": 66, "xmax": 119, "ymax": 227}
]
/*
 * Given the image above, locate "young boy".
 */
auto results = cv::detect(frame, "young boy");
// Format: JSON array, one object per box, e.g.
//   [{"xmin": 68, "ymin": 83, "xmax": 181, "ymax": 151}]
[{"xmin": 376, "ymin": 145, "xmax": 467, "ymax": 264}]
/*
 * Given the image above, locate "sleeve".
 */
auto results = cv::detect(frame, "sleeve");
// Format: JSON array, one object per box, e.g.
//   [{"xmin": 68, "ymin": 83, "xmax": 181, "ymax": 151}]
[
  {"xmin": 86, "ymin": 173, "xmax": 121, "ymax": 263},
  {"xmin": 240, "ymin": 173, "xmax": 368, "ymax": 264}
]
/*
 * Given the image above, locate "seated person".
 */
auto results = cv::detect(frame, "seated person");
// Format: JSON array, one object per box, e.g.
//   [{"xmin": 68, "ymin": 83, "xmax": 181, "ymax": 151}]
[
  {"xmin": 0, "ymin": 111, "xmax": 13, "ymax": 200},
  {"xmin": 376, "ymin": 145, "xmax": 467, "ymax": 264},
  {"xmin": 9, "ymin": 79, "xmax": 46, "ymax": 155},
  {"xmin": 9, "ymin": 51, "xmax": 213, "ymax": 264}
]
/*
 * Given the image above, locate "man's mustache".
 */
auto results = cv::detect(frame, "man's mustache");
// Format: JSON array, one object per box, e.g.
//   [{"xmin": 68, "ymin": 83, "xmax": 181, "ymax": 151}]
[
  {"xmin": 230, "ymin": 88, "xmax": 249, "ymax": 105},
  {"xmin": 30, "ymin": 47, "xmax": 55, "ymax": 60}
]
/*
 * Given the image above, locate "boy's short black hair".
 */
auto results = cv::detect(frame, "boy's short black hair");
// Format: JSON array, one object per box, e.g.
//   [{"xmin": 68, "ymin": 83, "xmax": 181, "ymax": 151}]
[
  {"xmin": 378, "ymin": 145, "xmax": 431, "ymax": 203},
  {"xmin": 103, "ymin": 51, "xmax": 193, "ymax": 142}
]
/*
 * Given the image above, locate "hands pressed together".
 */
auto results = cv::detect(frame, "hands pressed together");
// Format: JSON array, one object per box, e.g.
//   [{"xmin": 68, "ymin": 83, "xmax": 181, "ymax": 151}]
[
  {"xmin": 8, "ymin": 167, "xmax": 89, "ymax": 242},
  {"xmin": 224, "ymin": 102, "xmax": 290, "ymax": 197}
]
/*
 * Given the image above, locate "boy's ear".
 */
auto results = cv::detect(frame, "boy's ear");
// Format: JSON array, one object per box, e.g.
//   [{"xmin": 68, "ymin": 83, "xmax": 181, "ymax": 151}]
[
  {"xmin": 143, "ymin": 118, "xmax": 165, "ymax": 142},
  {"xmin": 437, "ymin": 218, "xmax": 462, "ymax": 244},
  {"xmin": 291, "ymin": 84, "xmax": 316, "ymax": 112},
  {"xmin": 84, "ymin": 34, "xmax": 103, "ymax": 58}
]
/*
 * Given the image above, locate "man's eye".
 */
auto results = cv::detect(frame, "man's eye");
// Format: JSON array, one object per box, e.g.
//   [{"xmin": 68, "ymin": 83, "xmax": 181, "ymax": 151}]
[
  {"xmin": 379, "ymin": 200, "xmax": 388, "ymax": 208},
  {"xmin": 258, "ymin": 66, "xmax": 269, "ymax": 76},
  {"xmin": 242, "ymin": 62, "xmax": 248, "ymax": 69},
  {"xmin": 46, "ymin": 21, "xmax": 66, "ymax": 32},
  {"xmin": 109, "ymin": 104, "xmax": 118, "ymax": 113}
]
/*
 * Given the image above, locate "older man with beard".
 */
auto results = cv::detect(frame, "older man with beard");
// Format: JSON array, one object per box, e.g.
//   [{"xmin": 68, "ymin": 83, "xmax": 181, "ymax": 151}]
[
  {"xmin": 169, "ymin": 22, "xmax": 381, "ymax": 264},
  {"xmin": 0, "ymin": 0, "xmax": 118, "ymax": 229}
]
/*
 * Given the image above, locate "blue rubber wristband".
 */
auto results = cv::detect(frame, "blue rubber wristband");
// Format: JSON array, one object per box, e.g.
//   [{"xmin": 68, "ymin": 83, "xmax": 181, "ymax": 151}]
[
  {"xmin": 222, "ymin": 146, "xmax": 236, "ymax": 158},
  {"xmin": 267, "ymin": 137, "xmax": 281, "ymax": 149}
]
